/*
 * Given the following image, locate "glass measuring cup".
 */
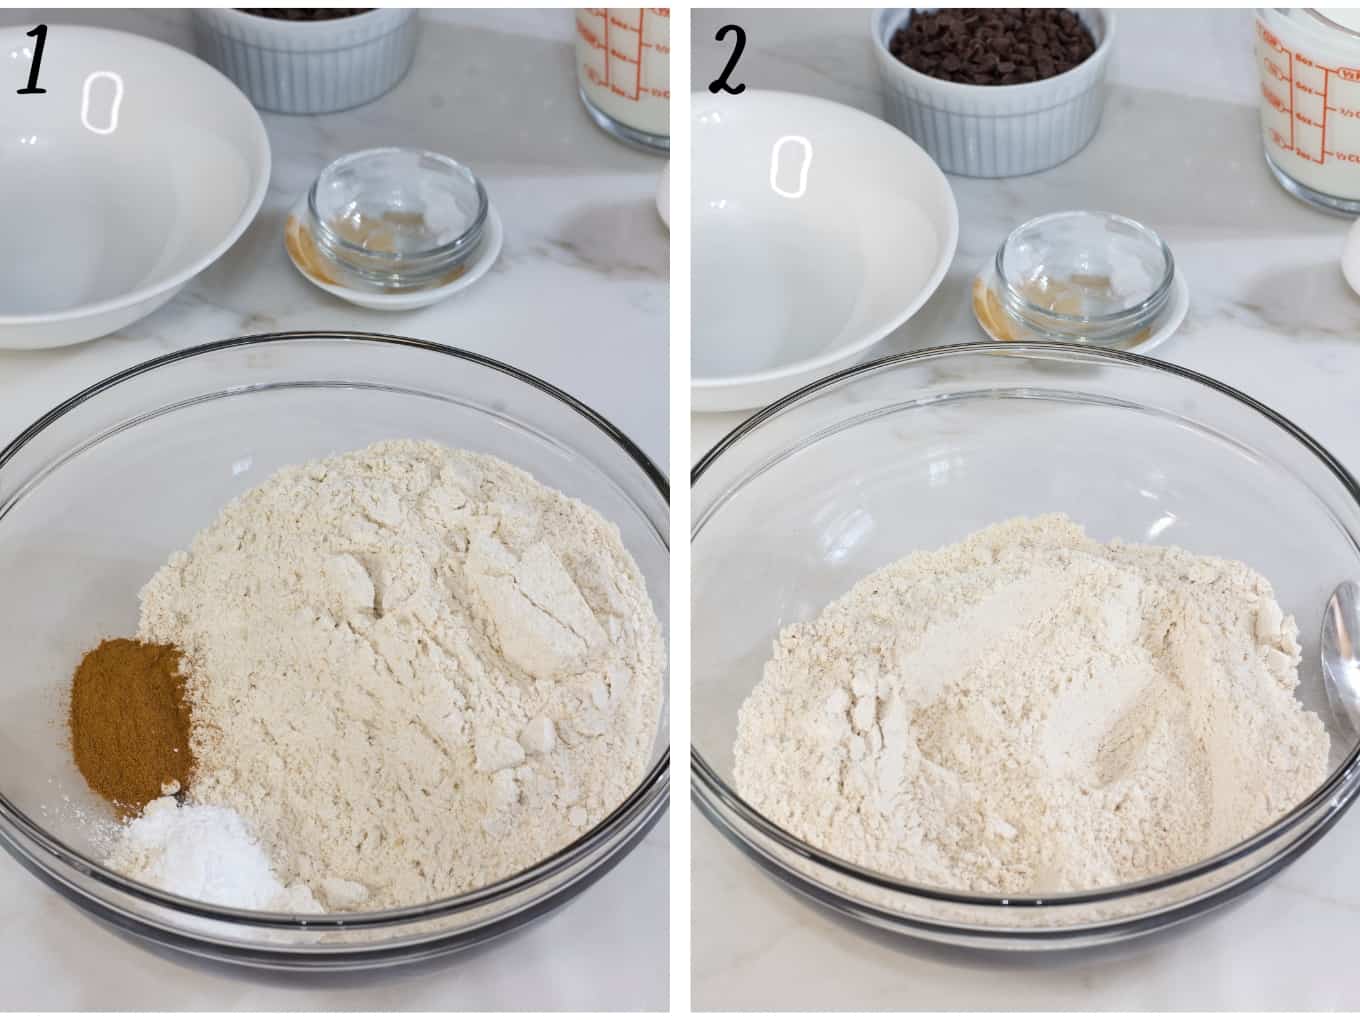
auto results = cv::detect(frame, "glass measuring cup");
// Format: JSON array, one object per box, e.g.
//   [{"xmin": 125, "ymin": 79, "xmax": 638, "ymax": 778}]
[
  {"xmin": 1256, "ymin": 9, "xmax": 1360, "ymax": 214},
  {"xmin": 574, "ymin": 8, "xmax": 670, "ymax": 153}
]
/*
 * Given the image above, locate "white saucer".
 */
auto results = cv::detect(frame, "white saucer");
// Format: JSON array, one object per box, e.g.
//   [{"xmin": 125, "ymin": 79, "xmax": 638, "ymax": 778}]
[
  {"xmin": 284, "ymin": 199, "xmax": 503, "ymax": 311},
  {"xmin": 971, "ymin": 265, "xmax": 1190, "ymax": 357}
]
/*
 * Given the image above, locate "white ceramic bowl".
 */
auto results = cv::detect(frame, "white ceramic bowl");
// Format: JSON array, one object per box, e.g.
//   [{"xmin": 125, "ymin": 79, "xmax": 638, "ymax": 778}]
[
  {"xmin": 870, "ymin": 9, "xmax": 1115, "ymax": 178},
  {"xmin": 0, "ymin": 25, "xmax": 270, "ymax": 350},
  {"xmin": 692, "ymin": 91, "xmax": 958, "ymax": 413},
  {"xmin": 192, "ymin": 8, "xmax": 418, "ymax": 115}
]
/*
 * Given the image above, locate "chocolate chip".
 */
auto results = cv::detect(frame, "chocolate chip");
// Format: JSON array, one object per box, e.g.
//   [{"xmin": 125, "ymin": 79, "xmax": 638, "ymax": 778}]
[
  {"xmin": 238, "ymin": 8, "xmax": 371, "ymax": 21},
  {"xmin": 888, "ymin": 8, "xmax": 1096, "ymax": 86}
]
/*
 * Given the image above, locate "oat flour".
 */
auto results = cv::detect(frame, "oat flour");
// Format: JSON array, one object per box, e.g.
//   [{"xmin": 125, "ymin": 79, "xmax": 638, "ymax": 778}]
[
  {"xmin": 735, "ymin": 515, "xmax": 1330, "ymax": 895},
  {"xmin": 135, "ymin": 439, "xmax": 663, "ymax": 911}
]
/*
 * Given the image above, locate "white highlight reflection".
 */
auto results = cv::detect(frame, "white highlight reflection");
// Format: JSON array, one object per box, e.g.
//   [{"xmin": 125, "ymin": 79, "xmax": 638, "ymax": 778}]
[
  {"xmin": 81, "ymin": 70, "xmax": 124, "ymax": 135},
  {"xmin": 1147, "ymin": 511, "xmax": 1177, "ymax": 540},
  {"xmin": 770, "ymin": 134, "xmax": 812, "ymax": 199}
]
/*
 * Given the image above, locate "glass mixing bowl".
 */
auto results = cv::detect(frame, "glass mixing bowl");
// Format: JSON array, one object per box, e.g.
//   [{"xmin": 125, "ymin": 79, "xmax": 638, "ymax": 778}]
[
  {"xmin": 692, "ymin": 342, "xmax": 1360, "ymax": 950},
  {"xmin": 0, "ymin": 332, "xmax": 668, "ymax": 969}
]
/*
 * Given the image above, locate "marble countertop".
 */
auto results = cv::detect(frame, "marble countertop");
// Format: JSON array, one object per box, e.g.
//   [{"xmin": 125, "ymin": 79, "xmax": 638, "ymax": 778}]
[
  {"xmin": 0, "ymin": 8, "xmax": 667, "ymax": 1011},
  {"xmin": 692, "ymin": 8, "xmax": 1360, "ymax": 1011}
]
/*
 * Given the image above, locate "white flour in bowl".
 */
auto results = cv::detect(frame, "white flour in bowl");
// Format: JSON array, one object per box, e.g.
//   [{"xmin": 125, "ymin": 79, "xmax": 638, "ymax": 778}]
[
  {"xmin": 123, "ymin": 439, "xmax": 663, "ymax": 911},
  {"xmin": 735, "ymin": 514, "xmax": 1330, "ymax": 895}
]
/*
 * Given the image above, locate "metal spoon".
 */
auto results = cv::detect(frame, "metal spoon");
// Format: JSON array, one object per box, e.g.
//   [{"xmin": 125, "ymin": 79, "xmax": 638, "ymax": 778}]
[{"xmin": 1321, "ymin": 580, "xmax": 1360, "ymax": 740}]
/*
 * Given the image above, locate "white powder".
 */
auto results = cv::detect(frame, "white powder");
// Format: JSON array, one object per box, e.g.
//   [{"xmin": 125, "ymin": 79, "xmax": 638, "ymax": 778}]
[
  {"xmin": 735, "ymin": 515, "xmax": 1331, "ymax": 895},
  {"xmin": 105, "ymin": 797, "xmax": 321, "ymax": 912},
  {"xmin": 132, "ymin": 439, "xmax": 663, "ymax": 911}
]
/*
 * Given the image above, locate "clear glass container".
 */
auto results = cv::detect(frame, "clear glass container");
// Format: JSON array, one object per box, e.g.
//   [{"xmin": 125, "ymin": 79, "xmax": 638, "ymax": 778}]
[
  {"xmin": 573, "ymin": 8, "xmax": 670, "ymax": 153},
  {"xmin": 1255, "ymin": 9, "xmax": 1360, "ymax": 214},
  {"xmin": 305, "ymin": 148, "xmax": 490, "ymax": 292},
  {"xmin": 0, "ymin": 333, "xmax": 669, "ymax": 968},
  {"xmin": 993, "ymin": 211, "xmax": 1174, "ymax": 345},
  {"xmin": 692, "ymin": 343, "xmax": 1360, "ymax": 949}
]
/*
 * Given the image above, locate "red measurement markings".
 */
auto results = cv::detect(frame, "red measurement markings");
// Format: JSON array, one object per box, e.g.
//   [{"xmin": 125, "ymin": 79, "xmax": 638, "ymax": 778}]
[
  {"xmin": 643, "ymin": 9, "xmax": 669, "ymax": 97},
  {"xmin": 576, "ymin": 10, "xmax": 610, "ymax": 88},
  {"xmin": 646, "ymin": 9, "xmax": 669, "ymax": 57},
  {"xmin": 579, "ymin": 8, "xmax": 667, "ymax": 102},
  {"xmin": 1260, "ymin": 21, "xmax": 1297, "ymax": 152},
  {"xmin": 1322, "ymin": 63, "xmax": 1330, "ymax": 159},
  {"xmin": 1263, "ymin": 56, "xmax": 1290, "ymax": 83},
  {"xmin": 1283, "ymin": 46, "xmax": 1294, "ymax": 151},
  {"xmin": 1274, "ymin": 37, "xmax": 1360, "ymax": 162},
  {"xmin": 595, "ymin": 8, "xmax": 642, "ymax": 100}
]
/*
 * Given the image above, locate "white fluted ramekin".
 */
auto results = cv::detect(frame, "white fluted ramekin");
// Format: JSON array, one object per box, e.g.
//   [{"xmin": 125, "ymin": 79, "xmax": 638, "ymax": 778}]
[
  {"xmin": 870, "ymin": 9, "xmax": 1114, "ymax": 178},
  {"xmin": 191, "ymin": 8, "xmax": 418, "ymax": 115}
]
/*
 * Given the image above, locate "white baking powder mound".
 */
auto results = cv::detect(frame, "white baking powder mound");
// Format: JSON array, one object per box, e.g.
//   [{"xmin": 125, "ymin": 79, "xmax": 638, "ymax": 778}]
[
  {"xmin": 105, "ymin": 797, "xmax": 321, "ymax": 912},
  {"xmin": 734, "ymin": 514, "xmax": 1331, "ymax": 895}
]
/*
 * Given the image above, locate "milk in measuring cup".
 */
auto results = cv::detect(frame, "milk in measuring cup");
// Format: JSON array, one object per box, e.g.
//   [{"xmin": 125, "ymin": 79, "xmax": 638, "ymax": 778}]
[
  {"xmin": 575, "ymin": 8, "xmax": 670, "ymax": 152},
  {"xmin": 1256, "ymin": 8, "xmax": 1360, "ymax": 211}
]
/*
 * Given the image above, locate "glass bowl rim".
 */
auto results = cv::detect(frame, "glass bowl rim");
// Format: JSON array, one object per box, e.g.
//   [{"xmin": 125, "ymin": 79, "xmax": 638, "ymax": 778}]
[
  {"xmin": 0, "ymin": 330, "xmax": 669, "ymax": 931},
  {"xmin": 995, "ymin": 210, "xmax": 1176, "ymax": 329},
  {"xmin": 691, "ymin": 339, "xmax": 1360, "ymax": 911},
  {"xmin": 305, "ymin": 147, "xmax": 491, "ymax": 269}
]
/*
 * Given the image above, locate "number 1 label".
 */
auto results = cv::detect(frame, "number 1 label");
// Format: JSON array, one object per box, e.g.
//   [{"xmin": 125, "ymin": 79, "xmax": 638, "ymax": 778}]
[{"xmin": 18, "ymin": 24, "xmax": 48, "ymax": 95}]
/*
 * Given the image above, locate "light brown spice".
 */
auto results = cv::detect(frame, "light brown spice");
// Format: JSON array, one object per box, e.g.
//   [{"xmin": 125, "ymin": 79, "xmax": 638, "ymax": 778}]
[
  {"xmin": 68, "ymin": 638, "xmax": 195, "ymax": 817},
  {"xmin": 285, "ymin": 214, "xmax": 470, "ymax": 291}
]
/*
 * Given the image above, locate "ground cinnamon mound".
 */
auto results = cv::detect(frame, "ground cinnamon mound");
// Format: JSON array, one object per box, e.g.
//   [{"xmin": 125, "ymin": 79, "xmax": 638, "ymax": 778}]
[{"xmin": 68, "ymin": 638, "xmax": 195, "ymax": 817}]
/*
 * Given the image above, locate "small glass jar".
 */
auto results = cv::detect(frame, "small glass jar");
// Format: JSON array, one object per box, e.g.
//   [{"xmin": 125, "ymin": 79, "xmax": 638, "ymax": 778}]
[
  {"xmin": 303, "ymin": 148, "xmax": 489, "ymax": 292},
  {"xmin": 988, "ymin": 210, "xmax": 1175, "ymax": 346}
]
